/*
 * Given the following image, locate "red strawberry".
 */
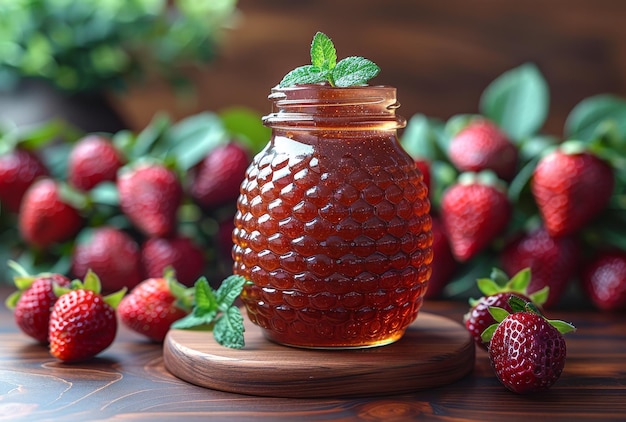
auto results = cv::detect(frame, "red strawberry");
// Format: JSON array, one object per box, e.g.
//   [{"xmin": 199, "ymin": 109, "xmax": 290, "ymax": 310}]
[
  {"xmin": 448, "ymin": 119, "xmax": 518, "ymax": 181},
  {"xmin": 68, "ymin": 134, "xmax": 125, "ymax": 191},
  {"xmin": 141, "ymin": 235, "xmax": 205, "ymax": 287},
  {"xmin": 5, "ymin": 262, "xmax": 71, "ymax": 344},
  {"xmin": 501, "ymin": 226, "xmax": 579, "ymax": 308},
  {"xmin": 0, "ymin": 148, "xmax": 49, "ymax": 213},
  {"xmin": 18, "ymin": 178, "xmax": 83, "ymax": 248},
  {"xmin": 463, "ymin": 267, "xmax": 548, "ymax": 350},
  {"xmin": 117, "ymin": 162, "xmax": 183, "ymax": 237},
  {"xmin": 48, "ymin": 270, "xmax": 126, "ymax": 362},
  {"xmin": 190, "ymin": 142, "xmax": 250, "ymax": 210},
  {"xmin": 482, "ymin": 296, "xmax": 575, "ymax": 394},
  {"xmin": 582, "ymin": 250, "xmax": 626, "ymax": 311},
  {"xmin": 423, "ymin": 217, "xmax": 457, "ymax": 299},
  {"xmin": 118, "ymin": 271, "xmax": 193, "ymax": 342},
  {"xmin": 441, "ymin": 172, "xmax": 512, "ymax": 261},
  {"xmin": 71, "ymin": 226, "xmax": 143, "ymax": 293},
  {"xmin": 531, "ymin": 144, "xmax": 614, "ymax": 237}
]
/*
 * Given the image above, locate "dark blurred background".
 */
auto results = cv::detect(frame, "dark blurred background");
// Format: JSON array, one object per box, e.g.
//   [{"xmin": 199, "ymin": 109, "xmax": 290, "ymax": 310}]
[{"xmin": 109, "ymin": 0, "xmax": 626, "ymax": 137}]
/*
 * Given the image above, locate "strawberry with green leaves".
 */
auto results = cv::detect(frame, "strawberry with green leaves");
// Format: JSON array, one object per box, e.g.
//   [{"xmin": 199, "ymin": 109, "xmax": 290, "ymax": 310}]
[
  {"xmin": 500, "ymin": 226, "xmax": 580, "ymax": 308},
  {"xmin": 141, "ymin": 235, "xmax": 205, "ymax": 287},
  {"xmin": 118, "ymin": 269, "xmax": 193, "ymax": 342},
  {"xmin": 448, "ymin": 119, "xmax": 519, "ymax": 181},
  {"xmin": 49, "ymin": 270, "xmax": 126, "ymax": 362},
  {"xmin": 0, "ymin": 147, "xmax": 49, "ymax": 213},
  {"xmin": 4, "ymin": 261, "xmax": 71, "ymax": 344},
  {"xmin": 531, "ymin": 142, "xmax": 615, "ymax": 237},
  {"xmin": 441, "ymin": 171, "xmax": 512, "ymax": 261},
  {"xmin": 190, "ymin": 142, "xmax": 250, "ymax": 211},
  {"xmin": 481, "ymin": 296, "xmax": 576, "ymax": 394},
  {"xmin": 68, "ymin": 134, "xmax": 125, "ymax": 191},
  {"xmin": 117, "ymin": 161, "xmax": 183, "ymax": 238},
  {"xmin": 18, "ymin": 178, "xmax": 84, "ymax": 248},
  {"xmin": 582, "ymin": 250, "xmax": 626, "ymax": 311},
  {"xmin": 71, "ymin": 226, "xmax": 143, "ymax": 293},
  {"xmin": 464, "ymin": 267, "xmax": 548, "ymax": 350}
]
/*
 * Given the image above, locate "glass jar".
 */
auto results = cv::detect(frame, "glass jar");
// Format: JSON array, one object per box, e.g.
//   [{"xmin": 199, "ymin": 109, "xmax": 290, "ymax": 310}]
[{"xmin": 233, "ymin": 84, "xmax": 432, "ymax": 349}]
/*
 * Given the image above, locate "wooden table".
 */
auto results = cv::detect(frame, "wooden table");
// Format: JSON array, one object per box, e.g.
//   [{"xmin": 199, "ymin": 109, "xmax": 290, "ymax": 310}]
[{"xmin": 1, "ymin": 286, "xmax": 625, "ymax": 421}]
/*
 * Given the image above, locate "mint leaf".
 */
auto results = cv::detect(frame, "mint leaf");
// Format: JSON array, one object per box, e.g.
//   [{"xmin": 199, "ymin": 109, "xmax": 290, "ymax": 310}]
[
  {"xmin": 194, "ymin": 276, "xmax": 218, "ymax": 316},
  {"xmin": 170, "ymin": 275, "xmax": 247, "ymax": 349},
  {"xmin": 279, "ymin": 65, "xmax": 327, "ymax": 88},
  {"xmin": 214, "ymin": 307, "xmax": 245, "ymax": 349},
  {"xmin": 279, "ymin": 32, "xmax": 380, "ymax": 87},
  {"xmin": 332, "ymin": 56, "xmax": 380, "ymax": 87},
  {"xmin": 310, "ymin": 32, "xmax": 336, "ymax": 70},
  {"xmin": 215, "ymin": 275, "xmax": 246, "ymax": 312}
]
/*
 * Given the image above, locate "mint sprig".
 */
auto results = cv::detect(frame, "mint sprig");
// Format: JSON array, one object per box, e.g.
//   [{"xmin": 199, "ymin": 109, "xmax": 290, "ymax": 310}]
[
  {"xmin": 279, "ymin": 32, "xmax": 380, "ymax": 88},
  {"xmin": 171, "ymin": 275, "xmax": 247, "ymax": 349}
]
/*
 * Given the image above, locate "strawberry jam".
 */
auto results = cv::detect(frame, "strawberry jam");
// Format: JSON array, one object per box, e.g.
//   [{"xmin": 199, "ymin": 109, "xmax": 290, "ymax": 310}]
[{"xmin": 233, "ymin": 84, "xmax": 432, "ymax": 348}]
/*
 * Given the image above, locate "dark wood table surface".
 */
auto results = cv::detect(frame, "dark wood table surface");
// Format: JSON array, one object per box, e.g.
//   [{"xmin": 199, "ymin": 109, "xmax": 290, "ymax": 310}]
[{"xmin": 1, "ymin": 285, "xmax": 625, "ymax": 422}]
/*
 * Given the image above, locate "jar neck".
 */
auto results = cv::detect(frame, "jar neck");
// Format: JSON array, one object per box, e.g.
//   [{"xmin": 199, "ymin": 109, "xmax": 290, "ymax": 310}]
[{"xmin": 262, "ymin": 84, "xmax": 406, "ymax": 131}]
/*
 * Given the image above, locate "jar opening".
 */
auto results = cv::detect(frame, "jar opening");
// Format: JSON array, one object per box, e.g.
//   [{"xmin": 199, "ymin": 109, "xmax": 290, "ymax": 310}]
[{"xmin": 263, "ymin": 84, "xmax": 406, "ymax": 131}]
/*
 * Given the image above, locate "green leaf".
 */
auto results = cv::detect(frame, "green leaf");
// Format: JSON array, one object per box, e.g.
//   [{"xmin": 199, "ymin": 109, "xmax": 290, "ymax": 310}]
[
  {"xmin": 480, "ymin": 323, "xmax": 498, "ymax": 343},
  {"xmin": 103, "ymin": 287, "xmax": 127, "ymax": 309},
  {"xmin": 213, "ymin": 307, "xmax": 245, "ymax": 349},
  {"xmin": 506, "ymin": 268, "xmax": 531, "ymax": 292},
  {"xmin": 83, "ymin": 269, "xmax": 101, "ymax": 293},
  {"xmin": 548, "ymin": 319, "xmax": 577, "ymax": 335},
  {"xmin": 219, "ymin": 107, "xmax": 270, "ymax": 154},
  {"xmin": 163, "ymin": 112, "xmax": 227, "ymax": 171},
  {"xmin": 508, "ymin": 295, "xmax": 529, "ymax": 313},
  {"xmin": 130, "ymin": 113, "xmax": 171, "ymax": 159},
  {"xmin": 564, "ymin": 94, "xmax": 626, "ymax": 142},
  {"xmin": 476, "ymin": 278, "xmax": 501, "ymax": 296},
  {"xmin": 310, "ymin": 32, "xmax": 336, "ymax": 71},
  {"xmin": 5, "ymin": 291, "xmax": 21, "ymax": 310},
  {"xmin": 487, "ymin": 306, "xmax": 510, "ymax": 323},
  {"xmin": 279, "ymin": 65, "xmax": 328, "ymax": 88},
  {"xmin": 332, "ymin": 56, "xmax": 380, "ymax": 87},
  {"xmin": 401, "ymin": 114, "xmax": 445, "ymax": 160},
  {"xmin": 479, "ymin": 63, "xmax": 549, "ymax": 140},
  {"xmin": 171, "ymin": 312, "xmax": 216, "ymax": 330},
  {"xmin": 529, "ymin": 286, "xmax": 550, "ymax": 307},
  {"xmin": 215, "ymin": 275, "xmax": 246, "ymax": 311},
  {"xmin": 88, "ymin": 182, "xmax": 119, "ymax": 206},
  {"xmin": 193, "ymin": 277, "xmax": 219, "ymax": 316}
]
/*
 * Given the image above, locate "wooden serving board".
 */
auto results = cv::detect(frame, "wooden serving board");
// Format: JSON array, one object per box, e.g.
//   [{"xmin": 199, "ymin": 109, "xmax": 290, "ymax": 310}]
[{"xmin": 163, "ymin": 311, "xmax": 475, "ymax": 398}]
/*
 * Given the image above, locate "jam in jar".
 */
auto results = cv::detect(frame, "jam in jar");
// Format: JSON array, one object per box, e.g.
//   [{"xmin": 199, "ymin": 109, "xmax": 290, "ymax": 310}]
[{"xmin": 233, "ymin": 84, "xmax": 432, "ymax": 348}]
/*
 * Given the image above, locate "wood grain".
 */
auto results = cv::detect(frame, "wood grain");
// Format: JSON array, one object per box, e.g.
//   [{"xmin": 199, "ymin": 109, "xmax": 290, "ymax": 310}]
[
  {"xmin": 163, "ymin": 311, "xmax": 475, "ymax": 398},
  {"xmin": 2, "ymin": 286, "xmax": 626, "ymax": 421}
]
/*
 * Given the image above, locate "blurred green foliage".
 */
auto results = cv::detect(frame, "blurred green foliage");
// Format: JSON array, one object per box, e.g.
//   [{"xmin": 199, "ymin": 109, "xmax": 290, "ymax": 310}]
[{"xmin": 0, "ymin": 0, "xmax": 238, "ymax": 93}]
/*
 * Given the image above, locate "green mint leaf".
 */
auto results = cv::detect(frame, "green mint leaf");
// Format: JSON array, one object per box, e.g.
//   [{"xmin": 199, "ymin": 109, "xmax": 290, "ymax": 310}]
[
  {"xmin": 171, "ymin": 311, "xmax": 217, "ymax": 329},
  {"xmin": 193, "ymin": 277, "xmax": 218, "ymax": 316},
  {"xmin": 213, "ymin": 307, "xmax": 245, "ymax": 349},
  {"xmin": 215, "ymin": 275, "xmax": 246, "ymax": 312},
  {"xmin": 310, "ymin": 32, "xmax": 336, "ymax": 71},
  {"xmin": 332, "ymin": 56, "xmax": 380, "ymax": 87},
  {"xmin": 279, "ymin": 65, "xmax": 327, "ymax": 88},
  {"xmin": 279, "ymin": 32, "xmax": 380, "ymax": 87}
]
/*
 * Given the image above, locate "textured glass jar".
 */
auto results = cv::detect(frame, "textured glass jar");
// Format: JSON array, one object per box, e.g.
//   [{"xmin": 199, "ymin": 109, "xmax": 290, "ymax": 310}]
[{"xmin": 232, "ymin": 84, "xmax": 432, "ymax": 349}]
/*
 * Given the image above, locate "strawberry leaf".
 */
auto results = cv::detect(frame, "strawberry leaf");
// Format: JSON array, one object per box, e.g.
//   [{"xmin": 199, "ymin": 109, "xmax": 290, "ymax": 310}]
[
  {"xmin": 480, "ymin": 63, "xmax": 549, "ymax": 140},
  {"xmin": 83, "ymin": 269, "xmax": 101, "ymax": 293},
  {"xmin": 480, "ymin": 323, "xmax": 499, "ymax": 343},
  {"xmin": 4, "ymin": 291, "xmax": 21, "ymax": 310},
  {"xmin": 487, "ymin": 306, "xmax": 510, "ymax": 322},
  {"xmin": 564, "ymin": 94, "xmax": 626, "ymax": 142},
  {"xmin": 529, "ymin": 286, "xmax": 550, "ymax": 306},
  {"xmin": 103, "ymin": 287, "xmax": 127, "ymax": 309},
  {"xmin": 476, "ymin": 278, "xmax": 501, "ymax": 296},
  {"xmin": 506, "ymin": 268, "xmax": 531, "ymax": 292},
  {"xmin": 548, "ymin": 319, "xmax": 577, "ymax": 335}
]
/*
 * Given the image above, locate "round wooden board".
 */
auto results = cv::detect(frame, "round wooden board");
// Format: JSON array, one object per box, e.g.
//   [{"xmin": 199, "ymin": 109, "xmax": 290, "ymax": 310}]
[{"xmin": 163, "ymin": 311, "xmax": 475, "ymax": 398}]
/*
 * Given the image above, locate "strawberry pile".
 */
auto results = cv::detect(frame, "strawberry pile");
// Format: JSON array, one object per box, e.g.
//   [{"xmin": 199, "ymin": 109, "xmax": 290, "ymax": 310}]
[
  {"xmin": 0, "ymin": 110, "xmax": 267, "ymax": 291},
  {"xmin": 403, "ymin": 63, "xmax": 626, "ymax": 310}
]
